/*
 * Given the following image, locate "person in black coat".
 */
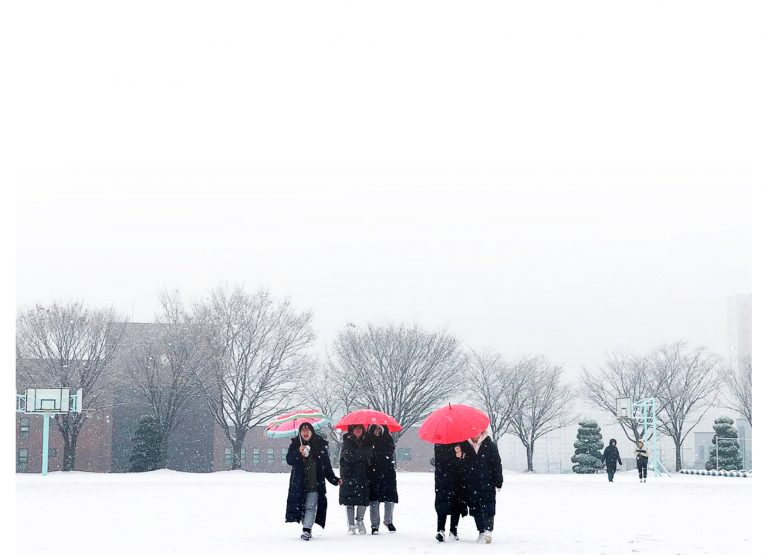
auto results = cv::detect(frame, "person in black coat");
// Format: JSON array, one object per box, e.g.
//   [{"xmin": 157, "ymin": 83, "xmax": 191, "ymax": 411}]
[
  {"xmin": 432, "ymin": 442, "xmax": 469, "ymax": 542},
  {"xmin": 601, "ymin": 438, "xmax": 623, "ymax": 482},
  {"xmin": 285, "ymin": 422, "xmax": 341, "ymax": 541},
  {"xmin": 339, "ymin": 424, "xmax": 372, "ymax": 534},
  {"xmin": 461, "ymin": 429, "xmax": 502, "ymax": 544},
  {"xmin": 367, "ymin": 424, "xmax": 398, "ymax": 534}
]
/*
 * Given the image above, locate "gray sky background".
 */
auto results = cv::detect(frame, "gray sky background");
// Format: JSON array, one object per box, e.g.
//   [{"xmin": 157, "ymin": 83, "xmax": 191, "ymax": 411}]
[
  {"xmin": 11, "ymin": 2, "xmax": 755, "ymax": 382},
  {"xmin": 16, "ymin": 177, "xmax": 751, "ymax": 379}
]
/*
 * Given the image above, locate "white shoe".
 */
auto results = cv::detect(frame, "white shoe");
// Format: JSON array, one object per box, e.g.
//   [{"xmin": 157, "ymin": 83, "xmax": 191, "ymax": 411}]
[
  {"xmin": 484, "ymin": 531, "xmax": 493, "ymax": 544},
  {"xmin": 449, "ymin": 531, "xmax": 459, "ymax": 541},
  {"xmin": 357, "ymin": 521, "xmax": 366, "ymax": 535},
  {"xmin": 347, "ymin": 525, "xmax": 357, "ymax": 535},
  {"xmin": 476, "ymin": 532, "xmax": 485, "ymax": 543}
]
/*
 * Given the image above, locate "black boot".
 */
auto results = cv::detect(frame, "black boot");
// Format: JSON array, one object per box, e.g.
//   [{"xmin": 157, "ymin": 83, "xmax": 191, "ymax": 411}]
[
  {"xmin": 436, "ymin": 530, "xmax": 445, "ymax": 542},
  {"xmin": 385, "ymin": 523, "xmax": 396, "ymax": 532}
]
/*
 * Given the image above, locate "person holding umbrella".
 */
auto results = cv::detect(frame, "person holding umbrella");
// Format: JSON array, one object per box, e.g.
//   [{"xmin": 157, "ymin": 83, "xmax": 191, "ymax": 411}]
[
  {"xmin": 367, "ymin": 424, "xmax": 398, "ymax": 534},
  {"xmin": 339, "ymin": 424, "xmax": 373, "ymax": 535},
  {"xmin": 461, "ymin": 428, "xmax": 503, "ymax": 544},
  {"xmin": 432, "ymin": 442, "xmax": 469, "ymax": 542},
  {"xmin": 285, "ymin": 422, "xmax": 341, "ymax": 541}
]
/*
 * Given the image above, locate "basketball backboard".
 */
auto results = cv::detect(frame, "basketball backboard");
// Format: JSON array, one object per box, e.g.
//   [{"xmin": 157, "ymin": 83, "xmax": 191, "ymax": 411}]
[
  {"xmin": 25, "ymin": 388, "xmax": 71, "ymax": 414},
  {"xmin": 616, "ymin": 397, "xmax": 634, "ymax": 420}
]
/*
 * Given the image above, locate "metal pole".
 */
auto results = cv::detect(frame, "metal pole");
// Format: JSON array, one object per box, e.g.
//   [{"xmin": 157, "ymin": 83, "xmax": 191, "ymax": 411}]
[
  {"xmin": 42, "ymin": 415, "xmax": 50, "ymax": 476},
  {"xmin": 716, "ymin": 438, "xmax": 719, "ymax": 471}
]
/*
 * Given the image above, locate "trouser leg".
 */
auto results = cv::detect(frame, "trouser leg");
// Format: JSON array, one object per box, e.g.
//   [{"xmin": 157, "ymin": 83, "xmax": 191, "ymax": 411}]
[
  {"xmin": 356, "ymin": 505, "xmax": 366, "ymax": 522},
  {"xmin": 302, "ymin": 492, "xmax": 318, "ymax": 529},
  {"xmin": 449, "ymin": 512, "xmax": 460, "ymax": 534},
  {"xmin": 437, "ymin": 513, "xmax": 447, "ymax": 531},
  {"xmin": 384, "ymin": 502, "xmax": 394, "ymax": 525},
  {"xmin": 369, "ymin": 501, "xmax": 380, "ymax": 528},
  {"xmin": 473, "ymin": 511, "xmax": 485, "ymax": 532},
  {"xmin": 607, "ymin": 468, "xmax": 615, "ymax": 481},
  {"xmin": 346, "ymin": 506, "xmax": 355, "ymax": 526},
  {"xmin": 637, "ymin": 463, "xmax": 643, "ymax": 479}
]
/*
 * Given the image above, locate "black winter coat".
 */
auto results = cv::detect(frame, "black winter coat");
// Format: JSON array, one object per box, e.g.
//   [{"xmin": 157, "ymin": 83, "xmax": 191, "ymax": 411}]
[
  {"xmin": 285, "ymin": 435, "xmax": 340, "ymax": 528},
  {"xmin": 339, "ymin": 432, "xmax": 372, "ymax": 506},
  {"xmin": 432, "ymin": 443, "xmax": 469, "ymax": 516},
  {"xmin": 602, "ymin": 445, "xmax": 622, "ymax": 470},
  {"xmin": 463, "ymin": 436, "xmax": 503, "ymax": 512},
  {"xmin": 368, "ymin": 427, "xmax": 399, "ymax": 503}
]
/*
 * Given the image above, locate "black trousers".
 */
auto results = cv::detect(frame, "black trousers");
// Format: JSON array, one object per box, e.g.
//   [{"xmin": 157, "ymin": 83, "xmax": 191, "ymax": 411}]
[
  {"xmin": 437, "ymin": 512, "xmax": 460, "ymax": 533},
  {"xmin": 472, "ymin": 503, "xmax": 495, "ymax": 532},
  {"xmin": 637, "ymin": 458, "xmax": 648, "ymax": 479},
  {"xmin": 607, "ymin": 467, "xmax": 616, "ymax": 481}
]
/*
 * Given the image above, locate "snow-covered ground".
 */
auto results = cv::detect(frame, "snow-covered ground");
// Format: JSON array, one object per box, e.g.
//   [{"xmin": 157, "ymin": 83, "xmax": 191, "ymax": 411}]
[{"xmin": 17, "ymin": 470, "xmax": 751, "ymax": 554}]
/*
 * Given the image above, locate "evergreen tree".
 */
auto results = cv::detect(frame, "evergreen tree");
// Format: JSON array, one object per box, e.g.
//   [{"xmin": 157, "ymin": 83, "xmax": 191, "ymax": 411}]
[
  {"xmin": 129, "ymin": 415, "xmax": 165, "ymax": 472},
  {"xmin": 705, "ymin": 416, "xmax": 743, "ymax": 471},
  {"xmin": 571, "ymin": 419, "xmax": 605, "ymax": 473}
]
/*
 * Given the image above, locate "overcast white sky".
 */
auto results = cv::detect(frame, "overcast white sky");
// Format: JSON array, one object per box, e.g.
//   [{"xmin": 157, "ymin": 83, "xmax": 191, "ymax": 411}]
[{"xmin": 10, "ymin": 1, "xmax": 755, "ymax": 379}]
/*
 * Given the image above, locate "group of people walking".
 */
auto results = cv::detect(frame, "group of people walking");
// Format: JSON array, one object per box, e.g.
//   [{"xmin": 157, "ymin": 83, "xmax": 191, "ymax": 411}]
[
  {"xmin": 432, "ymin": 429, "xmax": 503, "ymax": 544},
  {"xmin": 601, "ymin": 438, "xmax": 651, "ymax": 483},
  {"xmin": 284, "ymin": 422, "xmax": 398, "ymax": 541},
  {"xmin": 283, "ymin": 423, "xmax": 502, "ymax": 543}
]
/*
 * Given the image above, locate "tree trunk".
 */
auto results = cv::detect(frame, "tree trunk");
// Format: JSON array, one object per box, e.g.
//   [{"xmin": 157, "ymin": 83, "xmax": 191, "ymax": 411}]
[
  {"xmin": 63, "ymin": 435, "xmax": 77, "ymax": 471},
  {"xmin": 231, "ymin": 436, "xmax": 244, "ymax": 470},
  {"xmin": 675, "ymin": 441, "xmax": 682, "ymax": 471},
  {"xmin": 526, "ymin": 442, "xmax": 535, "ymax": 472}
]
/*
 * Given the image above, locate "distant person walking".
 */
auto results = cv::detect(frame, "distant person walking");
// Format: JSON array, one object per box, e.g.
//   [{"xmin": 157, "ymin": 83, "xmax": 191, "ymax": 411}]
[
  {"xmin": 339, "ymin": 424, "xmax": 372, "ymax": 534},
  {"xmin": 367, "ymin": 424, "xmax": 398, "ymax": 534},
  {"xmin": 285, "ymin": 422, "xmax": 341, "ymax": 541},
  {"xmin": 432, "ymin": 442, "xmax": 469, "ymax": 542},
  {"xmin": 462, "ymin": 429, "xmax": 503, "ymax": 544},
  {"xmin": 601, "ymin": 438, "xmax": 622, "ymax": 482},
  {"xmin": 635, "ymin": 440, "xmax": 649, "ymax": 483}
]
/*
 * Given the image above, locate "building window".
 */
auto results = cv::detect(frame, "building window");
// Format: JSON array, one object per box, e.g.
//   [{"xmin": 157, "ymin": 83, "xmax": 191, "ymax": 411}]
[
  {"xmin": 49, "ymin": 448, "xmax": 58, "ymax": 458},
  {"xmin": 224, "ymin": 447, "xmax": 246, "ymax": 466},
  {"xmin": 19, "ymin": 417, "xmax": 30, "ymax": 440},
  {"xmin": 17, "ymin": 448, "xmax": 29, "ymax": 472},
  {"xmin": 396, "ymin": 448, "xmax": 412, "ymax": 461},
  {"xmin": 253, "ymin": 448, "xmax": 261, "ymax": 465},
  {"xmin": 267, "ymin": 448, "xmax": 275, "ymax": 464},
  {"xmin": 281, "ymin": 447, "xmax": 288, "ymax": 466},
  {"xmin": 698, "ymin": 446, "xmax": 705, "ymax": 461}
]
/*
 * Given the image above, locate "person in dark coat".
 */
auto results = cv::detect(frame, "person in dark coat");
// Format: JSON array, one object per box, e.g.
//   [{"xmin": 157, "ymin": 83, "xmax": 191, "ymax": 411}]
[
  {"xmin": 285, "ymin": 422, "xmax": 341, "ymax": 541},
  {"xmin": 635, "ymin": 439, "xmax": 649, "ymax": 483},
  {"xmin": 461, "ymin": 429, "xmax": 503, "ymax": 544},
  {"xmin": 432, "ymin": 442, "xmax": 469, "ymax": 542},
  {"xmin": 601, "ymin": 438, "xmax": 623, "ymax": 482},
  {"xmin": 339, "ymin": 424, "xmax": 372, "ymax": 534},
  {"xmin": 367, "ymin": 424, "xmax": 398, "ymax": 534}
]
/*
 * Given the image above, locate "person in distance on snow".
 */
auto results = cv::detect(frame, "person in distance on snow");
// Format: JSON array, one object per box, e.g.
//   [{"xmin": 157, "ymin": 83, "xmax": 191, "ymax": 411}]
[
  {"xmin": 635, "ymin": 439, "xmax": 649, "ymax": 483},
  {"xmin": 460, "ymin": 428, "xmax": 503, "ymax": 544},
  {"xmin": 367, "ymin": 424, "xmax": 398, "ymax": 534},
  {"xmin": 432, "ymin": 442, "xmax": 469, "ymax": 543},
  {"xmin": 284, "ymin": 422, "xmax": 341, "ymax": 541},
  {"xmin": 601, "ymin": 438, "xmax": 623, "ymax": 482},
  {"xmin": 339, "ymin": 424, "xmax": 373, "ymax": 535}
]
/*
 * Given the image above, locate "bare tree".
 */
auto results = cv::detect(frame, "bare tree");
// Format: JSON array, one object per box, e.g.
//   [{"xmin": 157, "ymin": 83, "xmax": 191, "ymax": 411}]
[
  {"xmin": 508, "ymin": 357, "xmax": 575, "ymax": 472},
  {"xmin": 652, "ymin": 341, "xmax": 721, "ymax": 471},
  {"xmin": 465, "ymin": 349, "xmax": 526, "ymax": 442},
  {"xmin": 196, "ymin": 285, "xmax": 315, "ymax": 470},
  {"xmin": 330, "ymin": 322, "xmax": 465, "ymax": 440},
  {"xmin": 123, "ymin": 290, "xmax": 211, "ymax": 467},
  {"xmin": 300, "ymin": 362, "xmax": 359, "ymax": 459},
  {"xmin": 16, "ymin": 302, "xmax": 127, "ymax": 470},
  {"xmin": 722, "ymin": 356, "xmax": 751, "ymax": 427},
  {"xmin": 580, "ymin": 351, "xmax": 658, "ymax": 443}
]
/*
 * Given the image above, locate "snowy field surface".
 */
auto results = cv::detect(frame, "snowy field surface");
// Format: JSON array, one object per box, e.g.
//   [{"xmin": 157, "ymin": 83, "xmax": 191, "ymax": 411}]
[{"xmin": 17, "ymin": 470, "xmax": 751, "ymax": 554}]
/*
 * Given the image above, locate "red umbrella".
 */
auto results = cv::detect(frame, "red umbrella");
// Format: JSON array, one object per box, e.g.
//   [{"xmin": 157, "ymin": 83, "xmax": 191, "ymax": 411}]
[
  {"xmin": 334, "ymin": 409, "xmax": 402, "ymax": 432},
  {"xmin": 418, "ymin": 404, "xmax": 490, "ymax": 444}
]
